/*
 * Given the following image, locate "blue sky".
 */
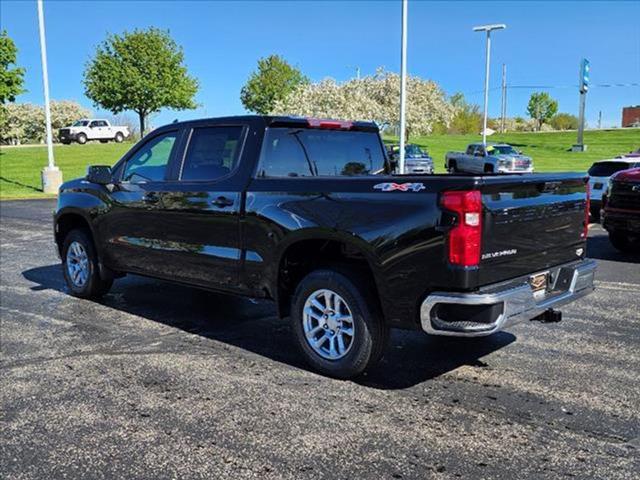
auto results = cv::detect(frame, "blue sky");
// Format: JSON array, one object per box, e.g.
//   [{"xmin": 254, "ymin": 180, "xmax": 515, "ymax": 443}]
[{"xmin": 2, "ymin": 0, "xmax": 639, "ymax": 128}]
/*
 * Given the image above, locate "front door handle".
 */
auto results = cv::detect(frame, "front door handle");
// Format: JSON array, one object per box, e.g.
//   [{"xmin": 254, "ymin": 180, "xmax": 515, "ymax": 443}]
[
  {"xmin": 142, "ymin": 192, "xmax": 159, "ymax": 204},
  {"xmin": 212, "ymin": 196, "xmax": 234, "ymax": 208}
]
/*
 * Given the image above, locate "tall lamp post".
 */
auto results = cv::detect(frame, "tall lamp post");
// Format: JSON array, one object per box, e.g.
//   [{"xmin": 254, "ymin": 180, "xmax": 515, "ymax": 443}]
[
  {"xmin": 37, "ymin": 0, "xmax": 62, "ymax": 194},
  {"xmin": 398, "ymin": 0, "xmax": 408, "ymax": 174},
  {"xmin": 473, "ymin": 23, "xmax": 506, "ymax": 145}
]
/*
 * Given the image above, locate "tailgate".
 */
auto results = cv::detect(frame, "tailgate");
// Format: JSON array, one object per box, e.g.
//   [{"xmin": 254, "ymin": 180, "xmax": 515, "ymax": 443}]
[{"xmin": 479, "ymin": 174, "xmax": 588, "ymax": 285}]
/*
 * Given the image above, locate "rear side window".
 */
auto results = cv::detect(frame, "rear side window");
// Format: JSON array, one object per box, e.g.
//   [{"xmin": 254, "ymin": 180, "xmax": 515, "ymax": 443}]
[
  {"xmin": 258, "ymin": 128, "xmax": 385, "ymax": 177},
  {"xmin": 588, "ymin": 161, "xmax": 634, "ymax": 177},
  {"xmin": 181, "ymin": 126, "xmax": 244, "ymax": 181}
]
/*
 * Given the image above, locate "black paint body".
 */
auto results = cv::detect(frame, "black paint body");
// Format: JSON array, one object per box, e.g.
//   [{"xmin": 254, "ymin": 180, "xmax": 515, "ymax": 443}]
[{"xmin": 54, "ymin": 116, "xmax": 589, "ymax": 330}]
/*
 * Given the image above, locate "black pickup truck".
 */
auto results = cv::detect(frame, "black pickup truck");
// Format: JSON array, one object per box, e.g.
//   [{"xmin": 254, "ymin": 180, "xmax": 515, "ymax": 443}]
[{"xmin": 54, "ymin": 116, "xmax": 596, "ymax": 378}]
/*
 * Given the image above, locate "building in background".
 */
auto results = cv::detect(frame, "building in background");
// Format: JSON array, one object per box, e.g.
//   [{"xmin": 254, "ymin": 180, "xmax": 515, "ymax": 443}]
[{"xmin": 622, "ymin": 106, "xmax": 640, "ymax": 127}]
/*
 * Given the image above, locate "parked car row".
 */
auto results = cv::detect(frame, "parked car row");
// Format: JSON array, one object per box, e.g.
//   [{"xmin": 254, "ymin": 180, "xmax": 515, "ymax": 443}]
[{"xmin": 387, "ymin": 142, "xmax": 534, "ymax": 175}]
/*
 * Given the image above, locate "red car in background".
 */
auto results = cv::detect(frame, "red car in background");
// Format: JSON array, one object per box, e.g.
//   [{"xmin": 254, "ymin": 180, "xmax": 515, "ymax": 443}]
[{"xmin": 602, "ymin": 167, "xmax": 640, "ymax": 252}]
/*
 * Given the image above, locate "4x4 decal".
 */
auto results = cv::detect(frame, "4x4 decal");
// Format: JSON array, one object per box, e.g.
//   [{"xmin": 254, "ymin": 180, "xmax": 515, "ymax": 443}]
[{"xmin": 373, "ymin": 182, "xmax": 426, "ymax": 192}]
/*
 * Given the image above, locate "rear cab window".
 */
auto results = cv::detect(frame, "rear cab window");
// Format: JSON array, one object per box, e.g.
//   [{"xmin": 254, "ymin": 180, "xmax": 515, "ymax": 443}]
[{"xmin": 257, "ymin": 128, "xmax": 386, "ymax": 177}]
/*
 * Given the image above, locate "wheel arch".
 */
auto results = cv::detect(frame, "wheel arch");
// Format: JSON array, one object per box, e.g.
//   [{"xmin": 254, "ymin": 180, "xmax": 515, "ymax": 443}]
[{"xmin": 273, "ymin": 232, "xmax": 384, "ymax": 320}]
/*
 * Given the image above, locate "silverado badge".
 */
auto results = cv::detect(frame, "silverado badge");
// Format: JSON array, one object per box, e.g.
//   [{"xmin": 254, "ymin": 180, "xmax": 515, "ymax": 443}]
[{"xmin": 374, "ymin": 182, "xmax": 426, "ymax": 192}]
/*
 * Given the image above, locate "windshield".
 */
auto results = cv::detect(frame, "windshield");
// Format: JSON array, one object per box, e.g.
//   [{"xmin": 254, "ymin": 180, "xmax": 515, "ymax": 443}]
[
  {"xmin": 405, "ymin": 144, "xmax": 427, "ymax": 157},
  {"xmin": 488, "ymin": 145, "xmax": 518, "ymax": 155},
  {"xmin": 588, "ymin": 161, "xmax": 637, "ymax": 177},
  {"xmin": 73, "ymin": 120, "xmax": 89, "ymax": 127}
]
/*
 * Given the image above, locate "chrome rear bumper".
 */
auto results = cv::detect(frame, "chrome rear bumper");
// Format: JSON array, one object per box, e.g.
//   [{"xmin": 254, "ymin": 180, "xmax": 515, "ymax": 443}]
[{"xmin": 420, "ymin": 259, "xmax": 597, "ymax": 337}]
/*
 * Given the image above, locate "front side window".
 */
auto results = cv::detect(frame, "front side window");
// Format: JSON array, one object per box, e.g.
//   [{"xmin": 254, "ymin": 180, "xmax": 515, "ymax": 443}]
[
  {"xmin": 122, "ymin": 132, "xmax": 177, "ymax": 183},
  {"xmin": 258, "ymin": 128, "xmax": 385, "ymax": 177},
  {"xmin": 181, "ymin": 126, "xmax": 244, "ymax": 181}
]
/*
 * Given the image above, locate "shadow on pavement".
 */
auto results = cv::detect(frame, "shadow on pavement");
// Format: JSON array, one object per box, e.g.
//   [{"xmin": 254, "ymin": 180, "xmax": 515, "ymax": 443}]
[
  {"xmin": 23, "ymin": 264, "xmax": 515, "ymax": 390},
  {"xmin": 587, "ymin": 231, "xmax": 640, "ymax": 264}
]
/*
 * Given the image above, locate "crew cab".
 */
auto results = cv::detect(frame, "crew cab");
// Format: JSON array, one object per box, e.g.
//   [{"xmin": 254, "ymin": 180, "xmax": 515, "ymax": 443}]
[
  {"xmin": 601, "ymin": 167, "xmax": 640, "ymax": 252},
  {"xmin": 59, "ymin": 119, "xmax": 130, "ymax": 145},
  {"xmin": 53, "ymin": 116, "xmax": 595, "ymax": 378},
  {"xmin": 445, "ymin": 143, "xmax": 534, "ymax": 174}
]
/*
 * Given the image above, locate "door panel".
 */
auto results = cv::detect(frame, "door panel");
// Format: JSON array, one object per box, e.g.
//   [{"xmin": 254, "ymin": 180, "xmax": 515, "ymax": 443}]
[
  {"xmin": 99, "ymin": 130, "xmax": 180, "ymax": 276},
  {"xmin": 151, "ymin": 124, "xmax": 247, "ymax": 291}
]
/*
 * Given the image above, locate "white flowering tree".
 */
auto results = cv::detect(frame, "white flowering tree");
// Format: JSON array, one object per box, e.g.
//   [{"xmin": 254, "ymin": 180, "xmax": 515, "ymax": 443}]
[
  {"xmin": 272, "ymin": 69, "xmax": 455, "ymax": 140},
  {"xmin": 0, "ymin": 100, "xmax": 90, "ymax": 144}
]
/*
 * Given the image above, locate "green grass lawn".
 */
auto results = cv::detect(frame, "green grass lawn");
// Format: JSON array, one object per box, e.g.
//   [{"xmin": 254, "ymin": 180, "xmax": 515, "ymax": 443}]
[
  {"xmin": 0, "ymin": 143, "xmax": 131, "ymax": 199},
  {"xmin": 1, "ymin": 129, "xmax": 638, "ymax": 199}
]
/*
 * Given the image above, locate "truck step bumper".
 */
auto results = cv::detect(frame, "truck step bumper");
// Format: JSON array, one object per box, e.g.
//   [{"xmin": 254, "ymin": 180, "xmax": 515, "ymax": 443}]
[{"xmin": 420, "ymin": 259, "xmax": 597, "ymax": 337}]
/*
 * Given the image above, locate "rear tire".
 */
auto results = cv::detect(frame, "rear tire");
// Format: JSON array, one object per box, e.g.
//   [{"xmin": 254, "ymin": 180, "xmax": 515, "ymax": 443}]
[
  {"xmin": 115, "ymin": 132, "xmax": 124, "ymax": 143},
  {"xmin": 76, "ymin": 133, "xmax": 87, "ymax": 145},
  {"xmin": 62, "ymin": 229, "xmax": 113, "ymax": 298},
  {"xmin": 290, "ymin": 267, "xmax": 388, "ymax": 379},
  {"xmin": 609, "ymin": 231, "xmax": 640, "ymax": 253},
  {"xmin": 484, "ymin": 164, "xmax": 494, "ymax": 173},
  {"xmin": 448, "ymin": 160, "xmax": 457, "ymax": 174}
]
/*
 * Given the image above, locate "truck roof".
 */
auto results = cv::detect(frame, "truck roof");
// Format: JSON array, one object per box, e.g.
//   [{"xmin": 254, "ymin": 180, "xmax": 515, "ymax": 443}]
[{"xmin": 157, "ymin": 115, "xmax": 380, "ymax": 133}]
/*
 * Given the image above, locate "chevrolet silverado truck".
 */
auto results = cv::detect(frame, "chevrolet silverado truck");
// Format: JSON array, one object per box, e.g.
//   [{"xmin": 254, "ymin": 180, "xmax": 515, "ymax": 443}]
[
  {"xmin": 445, "ymin": 143, "xmax": 534, "ymax": 174},
  {"xmin": 53, "ymin": 116, "xmax": 595, "ymax": 378},
  {"xmin": 59, "ymin": 119, "xmax": 130, "ymax": 145},
  {"xmin": 601, "ymin": 167, "xmax": 640, "ymax": 252}
]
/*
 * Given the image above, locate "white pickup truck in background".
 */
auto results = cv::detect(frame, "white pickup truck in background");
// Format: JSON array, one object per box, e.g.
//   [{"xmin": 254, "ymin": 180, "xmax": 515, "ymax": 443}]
[{"xmin": 59, "ymin": 119, "xmax": 130, "ymax": 145}]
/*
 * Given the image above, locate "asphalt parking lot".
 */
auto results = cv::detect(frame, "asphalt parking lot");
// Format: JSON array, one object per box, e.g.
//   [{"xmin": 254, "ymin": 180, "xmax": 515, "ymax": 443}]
[{"xmin": 1, "ymin": 199, "xmax": 639, "ymax": 479}]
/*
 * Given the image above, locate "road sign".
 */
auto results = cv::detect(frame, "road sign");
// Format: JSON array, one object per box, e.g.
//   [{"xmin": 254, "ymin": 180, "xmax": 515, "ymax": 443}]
[{"xmin": 580, "ymin": 58, "xmax": 590, "ymax": 93}]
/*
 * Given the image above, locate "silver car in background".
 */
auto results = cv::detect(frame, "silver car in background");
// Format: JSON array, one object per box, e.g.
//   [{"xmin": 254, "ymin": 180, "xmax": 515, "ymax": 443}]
[
  {"xmin": 445, "ymin": 143, "xmax": 534, "ymax": 174},
  {"xmin": 388, "ymin": 144, "xmax": 434, "ymax": 174}
]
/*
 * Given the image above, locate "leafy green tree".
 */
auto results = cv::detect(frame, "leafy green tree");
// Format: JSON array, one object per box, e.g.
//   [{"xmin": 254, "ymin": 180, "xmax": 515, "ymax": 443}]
[
  {"xmin": 447, "ymin": 93, "xmax": 482, "ymax": 134},
  {"xmin": 527, "ymin": 92, "xmax": 558, "ymax": 131},
  {"xmin": 550, "ymin": 112, "xmax": 579, "ymax": 131},
  {"xmin": 241, "ymin": 55, "xmax": 308, "ymax": 114},
  {"xmin": 0, "ymin": 31, "xmax": 26, "ymax": 104},
  {"xmin": 84, "ymin": 28, "xmax": 198, "ymax": 137}
]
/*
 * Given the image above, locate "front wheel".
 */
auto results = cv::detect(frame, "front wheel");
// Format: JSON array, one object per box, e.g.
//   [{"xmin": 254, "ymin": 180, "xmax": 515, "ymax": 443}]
[
  {"xmin": 62, "ymin": 229, "xmax": 113, "ymax": 298},
  {"xmin": 447, "ymin": 160, "xmax": 457, "ymax": 174},
  {"xmin": 290, "ymin": 268, "xmax": 388, "ymax": 379},
  {"xmin": 76, "ymin": 133, "xmax": 87, "ymax": 145}
]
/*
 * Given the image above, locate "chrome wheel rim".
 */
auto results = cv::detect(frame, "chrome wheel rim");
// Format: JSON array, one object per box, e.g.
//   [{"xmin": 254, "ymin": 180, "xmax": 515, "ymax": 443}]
[
  {"xmin": 66, "ymin": 241, "xmax": 89, "ymax": 288},
  {"xmin": 303, "ymin": 289, "xmax": 355, "ymax": 360}
]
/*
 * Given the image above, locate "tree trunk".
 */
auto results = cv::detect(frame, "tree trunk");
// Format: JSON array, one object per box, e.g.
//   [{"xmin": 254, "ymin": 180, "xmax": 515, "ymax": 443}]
[{"xmin": 138, "ymin": 111, "xmax": 146, "ymax": 139}]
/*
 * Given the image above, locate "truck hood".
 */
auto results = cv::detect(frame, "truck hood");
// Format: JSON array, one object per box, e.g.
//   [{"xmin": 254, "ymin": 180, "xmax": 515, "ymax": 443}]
[{"xmin": 612, "ymin": 167, "xmax": 640, "ymax": 183}]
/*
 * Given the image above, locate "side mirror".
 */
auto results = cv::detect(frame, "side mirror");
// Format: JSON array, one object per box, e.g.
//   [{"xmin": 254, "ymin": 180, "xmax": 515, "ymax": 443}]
[{"xmin": 86, "ymin": 165, "xmax": 112, "ymax": 185}]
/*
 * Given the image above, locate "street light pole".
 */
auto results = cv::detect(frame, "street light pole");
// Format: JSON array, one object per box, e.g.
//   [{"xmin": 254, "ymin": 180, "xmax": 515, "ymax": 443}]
[
  {"xmin": 473, "ymin": 23, "xmax": 506, "ymax": 145},
  {"xmin": 37, "ymin": 0, "xmax": 62, "ymax": 194},
  {"xmin": 398, "ymin": 0, "xmax": 408, "ymax": 174}
]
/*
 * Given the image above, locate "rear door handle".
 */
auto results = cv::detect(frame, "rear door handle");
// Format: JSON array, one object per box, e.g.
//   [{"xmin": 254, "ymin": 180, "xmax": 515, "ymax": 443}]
[
  {"xmin": 142, "ymin": 192, "xmax": 160, "ymax": 204},
  {"xmin": 212, "ymin": 196, "xmax": 234, "ymax": 208}
]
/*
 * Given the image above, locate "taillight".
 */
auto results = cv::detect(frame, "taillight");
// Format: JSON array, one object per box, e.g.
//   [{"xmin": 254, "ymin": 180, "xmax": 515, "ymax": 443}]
[
  {"xmin": 582, "ymin": 182, "xmax": 590, "ymax": 239},
  {"xmin": 307, "ymin": 118, "xmax": 353, "ymax": 130},
  {"xmin": 441, "ymin": 190, "xmax": 482, "ymax": 267}
]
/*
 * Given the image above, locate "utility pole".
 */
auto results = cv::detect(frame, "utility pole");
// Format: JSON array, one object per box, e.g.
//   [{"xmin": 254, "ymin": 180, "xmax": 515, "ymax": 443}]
[
  {"xmin": 398, "ymin": 0, "xmax": 408, "ymax": 174},
  {"xmin": 37, "ymin": 0, "xmax": 62, "ymax": 194},
  {"xmin": 598, "ymin": 110, "xmax": 602, "ymax": 130},
  {"xmin": 500, "ymin": 63, "xmax": 507, "ymax": 133},
  {"xmin": 573, "ymin": 58, "xmax": 590, "ymax": 152},
  {"xmin": 473, "ymin": 24, "xmax": 506, "ymax": 145}
]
